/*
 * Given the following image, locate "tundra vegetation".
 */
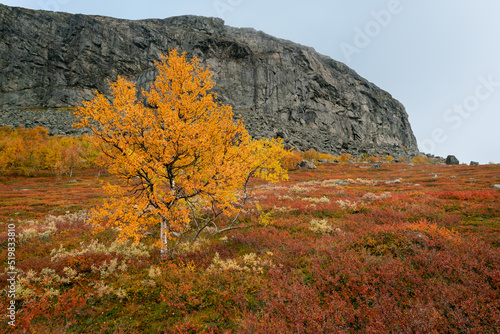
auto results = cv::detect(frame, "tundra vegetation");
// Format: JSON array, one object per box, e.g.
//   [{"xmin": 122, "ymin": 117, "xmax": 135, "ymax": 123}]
[
  {"xmin": 0, "ymin": 52, "xmax": 499, "ymax": 333},
  {"xmin": 1, "ymin": 148, "xmax": 500, "ymax": 332}
]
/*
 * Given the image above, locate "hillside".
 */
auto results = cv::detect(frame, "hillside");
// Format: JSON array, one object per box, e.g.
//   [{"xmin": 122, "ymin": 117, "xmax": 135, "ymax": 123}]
[{"xmin": 0, "ymin": 4, "xmax": 418, "ymax": 158}]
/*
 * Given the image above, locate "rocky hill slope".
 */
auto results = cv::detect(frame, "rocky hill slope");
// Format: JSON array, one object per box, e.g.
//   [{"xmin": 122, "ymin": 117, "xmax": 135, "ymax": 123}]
[{"xmin": 0, "ymin": 4, "xmax": 418, "ymax": 157}]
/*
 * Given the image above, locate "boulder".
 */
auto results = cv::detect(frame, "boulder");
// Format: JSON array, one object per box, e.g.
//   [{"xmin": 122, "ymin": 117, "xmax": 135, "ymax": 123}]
[
  {"xmin": 445, "ymin": 155, "xmax": 460, "ymax": 165},
  {"xmin": 299, "ymin": 160, "xmax": 317, "ymax": 169}
]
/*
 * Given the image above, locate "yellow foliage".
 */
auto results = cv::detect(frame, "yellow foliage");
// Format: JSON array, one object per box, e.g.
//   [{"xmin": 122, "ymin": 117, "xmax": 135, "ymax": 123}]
[
  {"xmin": 411, "ymin": 156, "xmax": 431, "ymax": 164},
  {"xmin": 301, "ymin": 149, "xmax": 337, "ymax": 162},
  {"xmin": 255, "ymin": 203, "xmax": 272, "ymax": 227},
  {"xmin": 74, "ymin": 49, "xmax": 290, "ymax": 256},
  {"xmin": 0, "ymin": 126, "xmax": 97, "ymax": 177},
  {"xmin": 338, "ymin": 153, "xmax": 352, "ymax": 163},
  {"xmin": 317, "ymin": 152, "xmax": 338, "ymax": 161},
  {"xmin": 302, "ymin": 149, "xmax": 319, "ymax": 161},
  {"xmin": 281, "ymin": 151, "xmax": 303, "ymax": 170}
]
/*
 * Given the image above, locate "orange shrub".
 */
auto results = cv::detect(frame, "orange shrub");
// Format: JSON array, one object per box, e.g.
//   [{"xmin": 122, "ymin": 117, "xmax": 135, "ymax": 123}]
[
  {"xmin": 281, "ymin": 151, "xmax": 303, "ymax": 170},
  {"xmin": 411, "ymin": 155, "xmax": 431, "ymax": 164},
  {"xmin": 301, "ymin": 149, "xmax": 337, "ymax": 162},
  {"xmin": 338, "ymin": 153, "xmax": 352, "ymax": 163},
  {"xmin": 317, "ymin": 152, "xmax": 338, "ymax": 161},
  {"xmin": 0, "ymin": 126, "xmax": 99, "ymax": 176},
  {"xmin": 302, "ymin": 149, "xmax": 320, "ymax": 161}
]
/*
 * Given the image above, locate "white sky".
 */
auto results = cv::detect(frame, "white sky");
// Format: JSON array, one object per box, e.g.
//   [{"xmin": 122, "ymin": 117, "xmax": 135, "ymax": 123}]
[{"xmin": 3, "ymin": 0, "xmax": 500, "ymax": 163}]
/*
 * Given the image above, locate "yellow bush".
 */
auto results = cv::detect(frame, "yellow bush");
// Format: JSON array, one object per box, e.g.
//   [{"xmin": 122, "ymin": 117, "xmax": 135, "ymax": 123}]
[
  {"xmin": 281, "ymin": 151, "xmax": 303, "ymax": 170},
  {"xmin": 302, "ymin": 149, "xmax": 320, "ymax": 161},
  {"xmin": 411, "ymin": 156, "xmax": 431, "ymax": 164},
  {"xmin": 338, "ymin": 153, "xmax": 352, "ymax": 163},
  {"xmin": 0, "ymin": 126, "xmax": 99, "ymax": 176}
]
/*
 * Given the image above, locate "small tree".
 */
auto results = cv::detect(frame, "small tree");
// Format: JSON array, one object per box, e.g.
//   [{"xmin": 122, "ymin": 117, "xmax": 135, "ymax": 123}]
[{"xmin": 74, "ymin": 50, "xmax": 289, "ymax": 257}]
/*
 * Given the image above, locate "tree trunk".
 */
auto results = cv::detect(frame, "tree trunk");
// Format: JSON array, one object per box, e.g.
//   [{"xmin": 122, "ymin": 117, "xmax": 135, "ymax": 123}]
[{"xmin": 160, "ymin": 218, "xmax": 169, "ymax": 257}]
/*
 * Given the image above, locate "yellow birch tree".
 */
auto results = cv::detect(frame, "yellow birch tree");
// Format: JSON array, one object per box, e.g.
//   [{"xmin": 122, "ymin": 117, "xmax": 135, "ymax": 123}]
[{"xmin": 74, "ymin": 49, "xmax": 289, "ymax": 257}]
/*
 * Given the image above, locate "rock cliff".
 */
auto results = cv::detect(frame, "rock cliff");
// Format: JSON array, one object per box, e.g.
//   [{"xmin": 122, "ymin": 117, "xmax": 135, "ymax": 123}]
[{"xmin": 0, "ymin": 4, "xmax": 418, "ymax": 157}]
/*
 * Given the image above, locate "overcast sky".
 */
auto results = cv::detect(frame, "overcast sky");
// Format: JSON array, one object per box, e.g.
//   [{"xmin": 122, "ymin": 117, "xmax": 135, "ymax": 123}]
[{"xmin": 3, "ymin": 0, "xmax": 500, "ymax": 163}]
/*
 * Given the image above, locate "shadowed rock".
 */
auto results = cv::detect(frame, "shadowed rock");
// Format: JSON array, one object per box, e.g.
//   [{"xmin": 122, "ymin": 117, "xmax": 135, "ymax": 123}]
[
  {"xmin": 446, "ymin": 155, "xmax": 460, "ymax": 165},
  {"xmin": 299, "ymin": 160, "xmax": 317, "ymax": 169}
]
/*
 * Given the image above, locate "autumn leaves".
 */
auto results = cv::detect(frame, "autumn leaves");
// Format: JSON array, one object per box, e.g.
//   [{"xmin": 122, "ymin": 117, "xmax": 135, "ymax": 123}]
[
  {"xmin": 0, "ymin": 126, "xmax": 97, "ymax": 178},
  {"xmin": 75, "ymin": 50, "xmax": 290, "ymax": 256}
]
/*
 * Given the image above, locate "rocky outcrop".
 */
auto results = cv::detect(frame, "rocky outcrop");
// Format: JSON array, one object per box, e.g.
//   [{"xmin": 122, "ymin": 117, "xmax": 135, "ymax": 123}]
[
  {"xmin": 0, "ymin": 4, "xmax": 418, "ymax": 157},
  {"xmin": 446, "ymin": 155, "xmax": 460, "ymax": 165}
]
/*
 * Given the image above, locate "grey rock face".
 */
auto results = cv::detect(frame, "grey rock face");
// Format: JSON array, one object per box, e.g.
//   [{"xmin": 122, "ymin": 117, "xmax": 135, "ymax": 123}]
[
  {"xmin": 0, "ymin": 108, "xmax": 86, "ymax": 136},
  {"xmin": 470, "ymin": 161, "xmax": 479, "ymax": 166},
  {"xmin": 445, "ymin": 155, "xmax": 460, "ymax": 165},
  {"xmin": 0, "ymin": 5, "xmax": 418, "ymax": 157}
]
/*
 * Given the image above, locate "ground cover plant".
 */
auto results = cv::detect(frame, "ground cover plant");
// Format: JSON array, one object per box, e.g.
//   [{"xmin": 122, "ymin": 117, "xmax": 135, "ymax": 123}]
[{"xmin": 1, "ymin": 160, "xmax": 499, "ymax": 333}]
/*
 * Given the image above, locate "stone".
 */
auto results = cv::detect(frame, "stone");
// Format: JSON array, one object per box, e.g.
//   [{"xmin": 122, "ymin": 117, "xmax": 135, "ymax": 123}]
[
  {"xmin": 369, "ymin": 164, "xmax": 381, "ymax": 170},
  {"xmin": 0, "ymin": 4, "xmax": 418, "ymax": 159},
  {"xmin": 275, "ymin": 131, "xmax": 287, "ymax": 140},
  {"xmin": 470, "ymin": 161, "xmax": 479, "ymax": 166},
  {"xmin": 299, "ymin": 160, "xmax": 316, "ymax": 169},
  {"xmin": 335, "ymin": 180, "xmax": 351, "ymax": 186},
  {"xmin": 493, "ymin": 185, "xmax": 500, "ymax": 189},
  {"xmin": 445, "ymin": 155, "xmax": 460, "ymax": 165},
  {"xmin": 386, "ymin": 179, "xmax": 402, "ymax": 184}
]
